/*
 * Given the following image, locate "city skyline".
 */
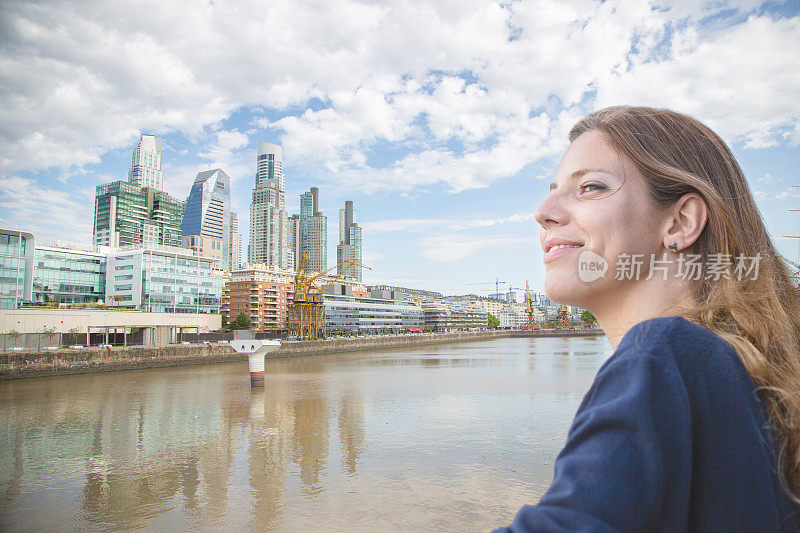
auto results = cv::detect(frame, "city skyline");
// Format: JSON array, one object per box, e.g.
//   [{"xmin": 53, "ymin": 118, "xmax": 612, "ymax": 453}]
[{"xmin": 1, "ymin": 1, "xmax": 799, "ymax": 296}]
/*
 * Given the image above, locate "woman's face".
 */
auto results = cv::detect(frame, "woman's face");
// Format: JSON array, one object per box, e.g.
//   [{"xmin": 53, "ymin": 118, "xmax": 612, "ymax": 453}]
[{"xmin": 534, "ymin": 130, "xmax": 667, "ymax": 310}]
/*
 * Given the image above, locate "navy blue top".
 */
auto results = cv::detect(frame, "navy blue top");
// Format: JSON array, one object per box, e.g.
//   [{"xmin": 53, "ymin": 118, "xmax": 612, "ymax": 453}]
[{"xmin": 494, "ymin": 316, "xmax": 799, "ymax": 532}]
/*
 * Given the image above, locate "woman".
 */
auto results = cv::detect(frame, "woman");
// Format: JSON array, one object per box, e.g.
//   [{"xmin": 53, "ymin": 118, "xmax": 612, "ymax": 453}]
[{"xmin": 494, "ymin": 106, "xmax": 800, "ymax": 532}]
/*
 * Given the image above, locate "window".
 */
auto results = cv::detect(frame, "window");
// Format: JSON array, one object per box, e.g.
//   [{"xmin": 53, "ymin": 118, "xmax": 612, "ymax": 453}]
[
  {"xmin": 114, "ymin": 284, "xmax": 133, "ymax": 291},
  {"xmin": 115, "ymin": 265, "xmax": 133, "ymax": 271},
  {"xmin": 115, "ymin": 274, "xmax": 133, "ymax": 280}
]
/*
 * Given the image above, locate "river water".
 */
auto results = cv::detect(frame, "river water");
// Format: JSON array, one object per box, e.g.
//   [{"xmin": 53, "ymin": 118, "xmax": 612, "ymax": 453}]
[{"xmin": 0, "ymin": 335, "xmax": 612, "ymax": 532}]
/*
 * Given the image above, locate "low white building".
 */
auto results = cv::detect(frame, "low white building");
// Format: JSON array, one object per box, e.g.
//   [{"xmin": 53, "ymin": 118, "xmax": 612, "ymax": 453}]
[
  {"xmin": 498, "ymin": 305, "xmax": 526, "ymax": 328},
  {"xmin": 0, "ymin": 307, "xmax": 220, "ymax": 346}
]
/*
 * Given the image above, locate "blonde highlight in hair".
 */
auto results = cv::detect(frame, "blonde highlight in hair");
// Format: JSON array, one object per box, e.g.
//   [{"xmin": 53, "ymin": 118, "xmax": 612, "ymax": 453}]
[{"xmin": 570, "ymin": 106, "xmax": 800, "ymax": 505}]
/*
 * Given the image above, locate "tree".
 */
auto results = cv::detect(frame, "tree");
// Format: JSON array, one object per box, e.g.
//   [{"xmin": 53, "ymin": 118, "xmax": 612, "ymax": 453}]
[
  {"xmin": 581, "ymin": 310, "xmax": 597, "ymax": 325},
  {"xmin": 221, "ymin": 314, "xmax": 229, "ymax": 329},
  {"xmin": 230, "ymin": 312, "xmax": 252, "ymax": 330},
  {"xmin": 487, "ymin": 313, "xmax": 500, "ymax": 329}
]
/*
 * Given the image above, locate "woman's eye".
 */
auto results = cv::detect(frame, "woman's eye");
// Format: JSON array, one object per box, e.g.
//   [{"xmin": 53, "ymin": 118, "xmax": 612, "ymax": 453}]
[{"xmin": 579, "ymin": 182, "xmax": 607, "ymax": 194}]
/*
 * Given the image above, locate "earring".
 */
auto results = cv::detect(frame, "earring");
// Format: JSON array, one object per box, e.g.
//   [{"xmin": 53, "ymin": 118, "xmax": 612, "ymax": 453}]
[{"xmin": 667, "ymin": 242, "xmax": 678, "ymax": 252}]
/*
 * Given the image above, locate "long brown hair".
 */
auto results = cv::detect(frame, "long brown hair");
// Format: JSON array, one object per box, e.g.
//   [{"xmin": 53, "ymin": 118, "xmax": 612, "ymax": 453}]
[{"xmin": 570, "ymin": 106, "xmax": 800, "ymax": 504}]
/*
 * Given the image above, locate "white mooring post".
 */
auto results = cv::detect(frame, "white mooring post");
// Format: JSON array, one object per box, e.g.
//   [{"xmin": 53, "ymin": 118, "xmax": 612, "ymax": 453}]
[{"xmin": 229, "ymin": 334, "xmax": 281, "ymax": 387}]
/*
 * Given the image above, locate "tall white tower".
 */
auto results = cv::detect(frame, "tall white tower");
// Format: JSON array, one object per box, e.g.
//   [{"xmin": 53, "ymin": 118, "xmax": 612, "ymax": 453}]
[
  {"xmin": 337, "ymin": 201, "xmax": 362, "ymax": 281},
  {"xmin": 249, "ymin": 142, "xmax": 289, "ymax": 267},
  {"xmin": 229, "ymin": 211, "xmax": 242, "ymax": 271},
  {"xmin": 128, "ymin": 134, "xmax": 164, "ymax": 191}
]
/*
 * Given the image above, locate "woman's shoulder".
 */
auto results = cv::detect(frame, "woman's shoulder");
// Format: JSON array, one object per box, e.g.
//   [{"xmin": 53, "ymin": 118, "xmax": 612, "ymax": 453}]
[
  {"xmin": 620, "ymin": 315, "xmax": 727, "ymax": 353},
  {"xmin": 611, "ymin": 315, "xmax": 752, "ymax": 395}
]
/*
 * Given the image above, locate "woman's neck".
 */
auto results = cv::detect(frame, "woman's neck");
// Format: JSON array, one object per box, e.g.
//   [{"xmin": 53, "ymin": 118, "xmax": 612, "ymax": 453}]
[{"xmin": 594, "ymin": 280, "xmax": 694, "ymax": 349}]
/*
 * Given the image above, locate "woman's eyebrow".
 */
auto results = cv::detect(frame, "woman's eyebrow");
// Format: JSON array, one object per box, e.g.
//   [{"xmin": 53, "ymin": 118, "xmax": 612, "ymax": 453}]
[{"xmin": 549, "ymin": 168, "xmax": 615, "ymax": 191}]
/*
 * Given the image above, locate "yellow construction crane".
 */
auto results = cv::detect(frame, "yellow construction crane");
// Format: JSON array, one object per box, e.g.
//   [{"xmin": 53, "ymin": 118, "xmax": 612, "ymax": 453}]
[
  {"xmin": 556, "ymin": 304, "xmax": 573, "ymax": 329},
  {"xmin": 522, "ymin": 280, "xmax": 539, "ymax": 330},
  {"xmin": 287, "ymin": 252, "xmax": 370, "ymax": 340}
]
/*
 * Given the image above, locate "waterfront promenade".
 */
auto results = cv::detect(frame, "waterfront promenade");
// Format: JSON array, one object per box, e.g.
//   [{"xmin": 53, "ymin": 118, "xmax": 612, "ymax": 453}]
[{"xmin": 0, "ymin": 328, "xmax": 604, "ymax": 379}]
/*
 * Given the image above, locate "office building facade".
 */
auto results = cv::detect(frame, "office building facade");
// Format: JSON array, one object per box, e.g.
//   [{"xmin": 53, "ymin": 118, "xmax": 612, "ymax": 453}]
[
  {"xmin": 93, "ymin": 181, "xmax": 182, "ymax": 248},
  {"xmin": 181, "ymin": 168, "xmax": 230, "ymax": 270},
  {"xmin": 324, "ymin": 294, "xmax": 423, "ymax": 332},
  {"xmin": 128, "ymin": 134, "xmax": 164, "ymax": 191},
  {"xmin": 420, "ymin": 300, "xmax": 488, "ymax": 331},
  {"xmin": 181, "ymin": 235, "xmax": 224, "ymax": 269},
  {"xmin": 33, "ymin": 244, "xmax": 106, "ymax": 304},
  {"xmin": 0, "ymin": 228, "xmax": 34, "ymax": 309},
  {"xmin": 105, "ymin": 245, "xmax": 222, "ymax": 313},
  {"xmin": 337, "ymin": 201, "xmax": 362, "ymax": 281},
  {"xmin": 249, "ymin": 142, "xmax": 289, "ymax": 268}
]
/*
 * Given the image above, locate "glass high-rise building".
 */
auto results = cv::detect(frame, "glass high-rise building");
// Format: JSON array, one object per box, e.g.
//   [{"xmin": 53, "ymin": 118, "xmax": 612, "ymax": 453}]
[
  {"xmin": 128, "ymin": 134, "xmax": 164, "ymax": 191},
  {"xmin": 93, "ymin": 181, "xmax": 182, "ymax": 248},
  {"xmin": 249, "ymin": 142, "xmax": 289, "ymax": 268},
  {"xmin": 181, "ymin": 168, "xmax": 230, "ymax": 270},
  {"xmin": 290, "ymin": 187, "xmax": 327, "ymax": 272},
  {"xmin": 337, "ymin": 201, "xmax": 362, "ymax": 281},
  {"xmin": 0, "ymin": 228, "xmax": 34, "ymax": 309}
]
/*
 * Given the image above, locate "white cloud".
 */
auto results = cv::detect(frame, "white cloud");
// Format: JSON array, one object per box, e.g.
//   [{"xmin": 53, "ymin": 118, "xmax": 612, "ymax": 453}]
[
  {"xmin": 419, "ymin": 234, "xmax": 536, "ymax": 262},
  {"xmin": 0, "ymin": 0, "xmax": 796, "ymax": 201},
  {"xmin": 361, "ymin": 218, "xmax": 455, "ymax": 234},
  {"xmin": 450, "ymin": 212, "xmax": 536, "ymax": 230},
  {"xmin": 0, "ymin": 176, "xmax": 93, "ymax": 242},
  {"xmin": 594, "ymin": 14, "xmax": 800, "ymax": 148},
  {"xmin": 362, "ymin": 211, "xmax": 536, "ymax": 235}
]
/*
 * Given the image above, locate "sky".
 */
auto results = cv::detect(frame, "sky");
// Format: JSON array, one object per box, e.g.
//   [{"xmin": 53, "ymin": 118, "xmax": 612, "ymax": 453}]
[{"xmin": 1, "ymin": 0, "xmax": 799, "ymax": 298}]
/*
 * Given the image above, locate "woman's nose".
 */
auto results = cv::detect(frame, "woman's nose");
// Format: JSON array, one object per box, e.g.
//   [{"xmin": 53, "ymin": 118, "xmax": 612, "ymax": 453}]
[{"xmin": 534, "ymin": 189, "xmax": 568, "ymax": 229}]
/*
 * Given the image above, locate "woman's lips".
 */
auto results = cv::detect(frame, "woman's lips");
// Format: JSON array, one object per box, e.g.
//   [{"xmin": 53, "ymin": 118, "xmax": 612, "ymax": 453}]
[{"xmin": 543, "ymin": 244, "xmax": 583, "ymax": 264}]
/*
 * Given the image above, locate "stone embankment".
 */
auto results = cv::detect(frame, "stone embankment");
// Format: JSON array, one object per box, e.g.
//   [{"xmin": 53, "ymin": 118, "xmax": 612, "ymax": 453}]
[{"xmin": 0, "ymin": 328, "xmax": 604, "ymax": 379}]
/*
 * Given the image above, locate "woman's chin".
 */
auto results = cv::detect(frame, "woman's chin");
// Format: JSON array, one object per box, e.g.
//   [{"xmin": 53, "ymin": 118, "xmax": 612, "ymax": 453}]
[{"xmin": 544, "ymin": 274, "xmax": 594, "ymax": 308}]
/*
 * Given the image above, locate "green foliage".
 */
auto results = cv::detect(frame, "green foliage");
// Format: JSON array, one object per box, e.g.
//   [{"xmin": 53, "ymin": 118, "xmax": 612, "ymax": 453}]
[
  {"xmin": 487, "ymin": 313, "xmax": 500, "ymax": 329},
  {"xmin": 580, "ymin": 310, "xmax": 597, "ymax": 325},
  {"xmin": 230, "ymin": 312, "xmax": 252, "ymax": 330},
  {"xmin": 23, "ymin": 302, "xmax": 112, "ymax": 310}
]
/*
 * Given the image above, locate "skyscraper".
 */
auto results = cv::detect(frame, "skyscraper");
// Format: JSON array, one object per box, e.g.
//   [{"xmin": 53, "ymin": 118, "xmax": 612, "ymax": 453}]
[
  {"xmin": 94, "ymin": 134, "xmax": 180, "ymax": 247},
  {"xmin": 128, "ymin": 134, "xmax": 164, "ymax": 191},
  {"xmin": 249, "ymin": 142, "xmax": 289, "ymax": 268},
  {"xmin": 93, "ymin": 181, "xmax": 182, "ymax": 247},
  {"xmin": 337, "ymin": 200, "xmax": 362, "ymax": 281},
  {"xmin": 181, "ymin": 168, "xmax": 231, "ymax": 270},
  {"xmin": 339, "ymin": 200, "xmax": 356, "ymax": 245},
  {"xmin": 229, "ymin": 211, "xmax": 242, "ymax": 271},
  {"xmin": 290, "ymin": 187, "xmax": 327, "ymax": 272},
  {"xmin": 287, "ymin": 214, "xmax": 300, "ymax": 269}
]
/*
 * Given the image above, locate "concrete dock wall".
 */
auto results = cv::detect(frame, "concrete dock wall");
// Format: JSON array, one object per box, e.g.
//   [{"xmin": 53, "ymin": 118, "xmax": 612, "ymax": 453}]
[
  {"xmin": 0, "ymin": 329, "xmax": 604, "ymax": 379},
  {"xmin": 0, "ymin": 344, "xmax": 242, "ymax": 379}
]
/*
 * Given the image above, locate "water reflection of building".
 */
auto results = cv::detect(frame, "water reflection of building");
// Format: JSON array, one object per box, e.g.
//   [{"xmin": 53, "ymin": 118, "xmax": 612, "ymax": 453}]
[
  {"xmin": 0, "ymin": 355, "xmax": 371, "ymax": 530},
  {"xmin": 338, "ymin": 395, "xmax": 365, "ymax": 474},
  {"xmin": 291, "ymin": 384, "xmax": 329, "ymax": 493}
]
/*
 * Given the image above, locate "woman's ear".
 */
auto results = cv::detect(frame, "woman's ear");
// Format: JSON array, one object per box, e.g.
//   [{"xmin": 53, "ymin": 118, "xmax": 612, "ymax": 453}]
[{"xmin": 663, "ymin": 193, "xmax": 708, "ymax": 251}]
